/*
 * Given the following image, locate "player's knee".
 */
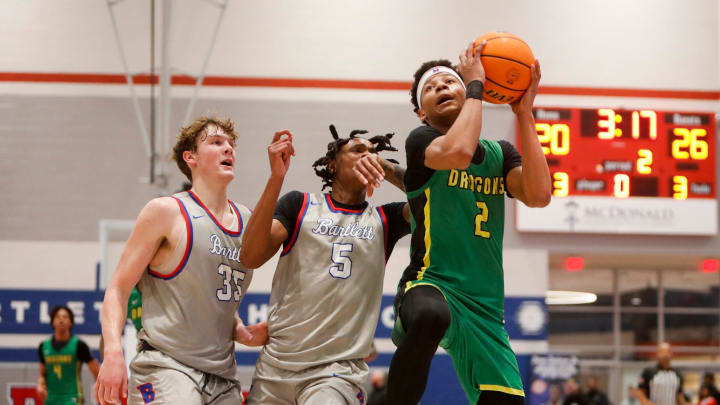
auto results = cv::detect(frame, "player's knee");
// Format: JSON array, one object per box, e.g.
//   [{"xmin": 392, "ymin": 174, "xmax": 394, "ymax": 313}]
[{"xmin": 411, "ymin": 304, "xmax": 450, "ymax": 337}]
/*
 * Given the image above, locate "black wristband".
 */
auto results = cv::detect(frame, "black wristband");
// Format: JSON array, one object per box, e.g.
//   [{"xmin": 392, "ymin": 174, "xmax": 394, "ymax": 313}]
[{"xmin": 466, "ymin": 80, "xmax": 484, "ymax": 100}]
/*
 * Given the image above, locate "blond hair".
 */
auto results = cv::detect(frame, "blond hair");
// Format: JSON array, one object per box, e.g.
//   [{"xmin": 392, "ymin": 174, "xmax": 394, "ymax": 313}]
[{"xmin": 172, "ymin": 116, "xmax": 237, "ymax": 181}]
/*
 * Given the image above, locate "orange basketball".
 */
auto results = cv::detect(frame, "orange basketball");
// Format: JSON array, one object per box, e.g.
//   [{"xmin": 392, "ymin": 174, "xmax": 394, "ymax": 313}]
[{"xmin": 473, "ymin": 31, "xmax": 535, "ymax": 104}]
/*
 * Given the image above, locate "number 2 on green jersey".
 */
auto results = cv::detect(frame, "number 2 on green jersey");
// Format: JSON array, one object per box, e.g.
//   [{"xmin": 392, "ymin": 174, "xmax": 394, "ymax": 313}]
[{"xmin": 474, "ymin": 201, "xmax": 490, "ymax": 238}]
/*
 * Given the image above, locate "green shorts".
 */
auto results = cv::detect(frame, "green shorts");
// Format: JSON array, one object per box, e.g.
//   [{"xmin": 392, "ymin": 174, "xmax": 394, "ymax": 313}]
[
  {"xmin": 392, "ymin": 281, "xmax": 524, "ymax": 404},
  {"xmin": 44, "ymin": 397, "xmax": 80, "ymax": 405}
]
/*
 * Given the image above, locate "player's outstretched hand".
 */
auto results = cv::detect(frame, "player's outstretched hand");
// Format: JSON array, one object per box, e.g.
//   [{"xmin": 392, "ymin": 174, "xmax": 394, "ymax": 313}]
[
  {"xmin": 94, "ymin": 349, "xmax": 128, "ymax": 405},
  {"xmin": 268, "ymin": 130, "xmax": 295, "ymax": 178},
  {"xmin": 353, "ymin": 154, "xmax": 385, "ymax": 197},
  {"xmin": 235, "ymin": 321, "xmax": 269, "ymax": 347},
  {"xmin": 511, "ymin": 59, "xmax": 541, "ymax": 116}
]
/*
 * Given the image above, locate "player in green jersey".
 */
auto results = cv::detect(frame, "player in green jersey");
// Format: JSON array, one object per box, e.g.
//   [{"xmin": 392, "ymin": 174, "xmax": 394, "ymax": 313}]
[
  {"xmin": 37, "ymin": 305, "xmax": 100, "ymax": 405},
  {"xmin": 378, "ymin": 42, "xmax": 551, "ymax": 404},
  {"xmin": 99, "ymin": 285, "xmax": 142, "ymax": 360},
  {"xmin": 126, "ymin": 285, "xmax": 142, "ymax": 332}
]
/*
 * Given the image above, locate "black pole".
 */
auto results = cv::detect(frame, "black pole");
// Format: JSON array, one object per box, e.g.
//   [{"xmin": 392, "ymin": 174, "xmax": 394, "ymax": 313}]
[{"xmin": 149, "ymin": 0, "xmax": 156, "ymax": 184}]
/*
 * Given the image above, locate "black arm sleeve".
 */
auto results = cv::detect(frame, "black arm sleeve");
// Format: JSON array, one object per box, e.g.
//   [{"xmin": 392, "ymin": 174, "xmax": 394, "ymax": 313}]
[
  {"xmin": 499, "ymin": 140, "xmax": 522, "ymax": 177},
  {"xmin": 638, "ymin": 368, "xmax": 652, "ymax": 396},
  {"xmin": 404, "ymin": 126, "xmax": 441, "ymax": 192},
  {"xmin": 676, "ymin": 369, "xmax": 684, "ymax": 394},
  {"xmin": 273, "ymin": 191, "xmax": 305, "ymax": 243},
  {"xmin": 380, "ymin": 202, "xmax": 410, "ymax": 256},
  {"xmin": 38, "ymin": 343, "xmax": 44, "ymax": 364},
  {"xmin": 499, "ymin": 140, "xmax": 523, "ymax": 198},
  {"xmin": 76, "ymin": 339, "xmax": 94, "ymax": 363}
]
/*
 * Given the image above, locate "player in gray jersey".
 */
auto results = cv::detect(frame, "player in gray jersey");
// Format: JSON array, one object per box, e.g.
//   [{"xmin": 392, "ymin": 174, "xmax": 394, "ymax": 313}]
[
  {"xmin": 241, "ymin": 126, "xmax": 410, "ymax": 405},
  {"xmin": 95, "ymin": 116, "xmax": 275, "ymax": 405}
]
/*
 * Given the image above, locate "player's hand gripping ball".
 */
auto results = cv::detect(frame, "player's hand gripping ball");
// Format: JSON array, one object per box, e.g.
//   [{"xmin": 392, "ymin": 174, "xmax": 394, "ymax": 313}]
[{"xmin": 473, "ymin": 31, "xmax": 535, "ymax": 104}]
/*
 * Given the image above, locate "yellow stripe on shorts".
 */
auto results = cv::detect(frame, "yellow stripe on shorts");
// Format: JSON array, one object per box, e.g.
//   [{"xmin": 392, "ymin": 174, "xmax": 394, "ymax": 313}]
[{"xmin": 478, "ymin": 384, "xmax": 525, "ymax": 397}]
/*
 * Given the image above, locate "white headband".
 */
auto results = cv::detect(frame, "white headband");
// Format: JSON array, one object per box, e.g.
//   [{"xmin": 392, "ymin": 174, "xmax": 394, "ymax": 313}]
[{"xmin": 416, "ymin": 66, "xmax": 465, "ymax": 110}]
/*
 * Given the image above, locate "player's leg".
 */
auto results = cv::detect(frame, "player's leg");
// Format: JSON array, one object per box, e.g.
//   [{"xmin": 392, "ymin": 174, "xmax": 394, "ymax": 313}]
[
  {"xmin": 447, "ymin": 304, "xmax": 525, "ymax": 404},
  {"xmin": 385, "ymin": 284, "xmax": 451, "ymax": 405},
  {"xmin": 298, "ymin": 360, "xmax": 368, "ymax": 405},
  {"xmin": 245, "ymin": 355, "xmax": 297, "ymax": 405},
  {"xmin": 300, "ymin": 386, "xmax": 348, "ymax": 405},
  {"xmin": 299, "ymin": 381, "xmax": 366, "ymax": 405},
  {"xmin": 128, "ymin": 351, "xmax": 204, "ymax": 405},
  {"xmin": 244, "ymin": 379, "xmax": 288, "ymax": 405},
  {"xmin": 475, "ymin": 391, "xmax": 524, "ymax": 405}
]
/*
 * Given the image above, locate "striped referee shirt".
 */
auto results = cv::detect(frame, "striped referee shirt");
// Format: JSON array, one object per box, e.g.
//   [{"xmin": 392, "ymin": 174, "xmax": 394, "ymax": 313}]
[{"xmin": 639, "ymin": 366, "xmax": 684, "ymax": 405}]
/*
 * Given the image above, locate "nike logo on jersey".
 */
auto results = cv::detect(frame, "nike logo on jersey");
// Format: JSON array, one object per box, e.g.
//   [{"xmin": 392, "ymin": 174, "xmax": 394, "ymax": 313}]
[
  {"xmin": 192, "ymin": 214, "xmax": 205, "ymax": 219},
  {"xmin": 309, "ymin": 201, "xmax": 322, "ymax": 206}
]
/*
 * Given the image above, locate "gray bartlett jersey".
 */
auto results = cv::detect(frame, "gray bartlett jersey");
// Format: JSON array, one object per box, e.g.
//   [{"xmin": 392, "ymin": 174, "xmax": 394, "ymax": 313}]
[
  {"xmin": 262, "ymin": 193, "xmax": 389, "ymax": 371},
  {"xmin": 137, "ymin": 191, "xmax": 252, "ymax": 380}
]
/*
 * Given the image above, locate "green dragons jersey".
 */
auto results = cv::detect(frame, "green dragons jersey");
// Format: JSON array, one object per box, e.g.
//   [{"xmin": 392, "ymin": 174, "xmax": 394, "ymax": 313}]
[
  {"xmin": 397, "ymin": 127, "xmax": 525, "ymax": 402},
  {"xmin": 401, "ymin": 138, "xmax": 508, "ymax": 323},
  {"xmin": 41, "ymin": 336, "xmax": 82, "ymax": 405},
  {"xmin": 127, "ymin": 286, "xmax": 142, "ymax": 332}
]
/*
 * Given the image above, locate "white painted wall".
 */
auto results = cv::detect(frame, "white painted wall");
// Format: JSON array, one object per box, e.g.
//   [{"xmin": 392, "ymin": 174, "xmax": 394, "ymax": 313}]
[
  {"xmin": 1, "ymin": 1, "xmax": 718, "ymax": 293},
  {"xmin": 1, "ymin": 0, "xmax": 717, "ymax": 89},
  {"xmin": 0, "ymin": 241, "xmax": 98, "ymax": 290}
]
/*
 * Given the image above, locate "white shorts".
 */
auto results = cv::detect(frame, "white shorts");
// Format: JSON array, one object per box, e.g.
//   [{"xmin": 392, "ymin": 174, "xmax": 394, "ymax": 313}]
[
  {"xmin": 245, "ymin": 353, "xmax": 368, "ymax": 405},
  {"xmin": 128, "ymin": 349, "xmax": 243, "ymax": 405}
]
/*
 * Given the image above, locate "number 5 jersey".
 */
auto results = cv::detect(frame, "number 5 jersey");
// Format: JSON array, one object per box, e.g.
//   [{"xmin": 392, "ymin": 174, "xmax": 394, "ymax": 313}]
[{"xmin": 261, "ymin": 192, "xmax": 409, "ymax": 371}]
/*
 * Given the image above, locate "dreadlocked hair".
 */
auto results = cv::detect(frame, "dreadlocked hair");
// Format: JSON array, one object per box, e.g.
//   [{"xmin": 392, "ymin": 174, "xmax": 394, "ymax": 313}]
[{"xmin": 312, "ymin": 124, "xmax": 399, "ymax": 191}]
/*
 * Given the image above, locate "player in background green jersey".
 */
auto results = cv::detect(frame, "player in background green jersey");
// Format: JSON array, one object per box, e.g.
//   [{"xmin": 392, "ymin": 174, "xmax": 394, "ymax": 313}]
[
  {"xmin": 126, "ymin": 286, "xmax": 143, "ymax": 333},
  {"xmin": 99, "ymin": 285, "xmax": 142, "ymax": 360},
  {"xmin": 361, "ymin": 42, "xmax": 550, "ymax": 405},
  {"xmin": 37, "ymin": 305, "xmax": 100, "ymax": 404}
]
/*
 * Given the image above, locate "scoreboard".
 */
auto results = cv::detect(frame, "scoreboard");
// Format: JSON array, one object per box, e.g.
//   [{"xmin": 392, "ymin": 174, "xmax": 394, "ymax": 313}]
[{"xmin": 516, "ymin": 107, "xmax": 717, "ymax": 235}]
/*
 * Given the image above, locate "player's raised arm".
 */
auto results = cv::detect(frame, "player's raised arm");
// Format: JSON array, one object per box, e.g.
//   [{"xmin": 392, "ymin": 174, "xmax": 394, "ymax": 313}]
[
  {"xmin": 352, "ymin": 130, "xmax": 407, "ymax": 197},
  {"xmin": 506, "ymin": 60, "xmax": 551, "ymax": 207},
  {"xmin": 95, "ymin": 197, "xmax": 176, "ymax": 405},
  {"xmin": 240, "ymin": 130, "xmax": 294, "ymax": 269},
  {"xmin": 423, "ymin": 41, "xmax": 487, "ymax": 170},
  {"xmin": 353, "ymin": 153, "xmax": 410, "ymax": 222}
]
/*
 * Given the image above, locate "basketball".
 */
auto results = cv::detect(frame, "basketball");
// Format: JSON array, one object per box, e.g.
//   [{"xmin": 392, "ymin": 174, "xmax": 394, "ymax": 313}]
[{"xmin": 473, "ymin": 31, "xmax": 535, "ymax": 104}]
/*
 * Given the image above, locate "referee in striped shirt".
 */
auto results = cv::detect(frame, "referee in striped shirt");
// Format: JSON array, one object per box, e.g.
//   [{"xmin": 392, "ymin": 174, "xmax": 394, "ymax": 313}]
[{"xmin": 637, "ymin": 343, "xmax": 688, "ymax": 405}]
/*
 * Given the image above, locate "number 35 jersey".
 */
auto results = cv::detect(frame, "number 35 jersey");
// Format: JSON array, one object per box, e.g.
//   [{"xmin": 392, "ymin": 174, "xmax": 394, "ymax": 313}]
[
  {"xmin": 262, "ymin": 192, "xmax": 404, "ymax": 372},
  {"xmin": 137, "ymin": 190, "xmax": 253, "ymax": 380}
]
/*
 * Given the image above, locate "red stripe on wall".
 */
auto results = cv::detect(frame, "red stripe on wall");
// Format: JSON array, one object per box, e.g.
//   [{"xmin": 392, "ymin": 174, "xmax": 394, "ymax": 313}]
[
  {"xmin": 0, "ymin": 72, "xmax": 129, "ymax": 84},
  {"xmin": 1, "ymin": 72, "xmax": 718, "ymax": 100},
  {"xmin": 0, "ymin": 72, "xmax": 409, "ymax": 90}
]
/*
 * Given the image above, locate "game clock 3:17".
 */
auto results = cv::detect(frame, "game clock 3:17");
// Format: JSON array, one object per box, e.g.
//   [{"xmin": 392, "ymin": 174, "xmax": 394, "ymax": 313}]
[{"xmin": 527, "ymin": 107, "xmax": 715, "ymax": 201}]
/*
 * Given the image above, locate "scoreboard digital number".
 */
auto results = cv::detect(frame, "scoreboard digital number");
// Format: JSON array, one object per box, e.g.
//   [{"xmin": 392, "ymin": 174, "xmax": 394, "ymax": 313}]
[{"xmin": 516, "ymin": 107, "xmax": 717, "ymax": 235}]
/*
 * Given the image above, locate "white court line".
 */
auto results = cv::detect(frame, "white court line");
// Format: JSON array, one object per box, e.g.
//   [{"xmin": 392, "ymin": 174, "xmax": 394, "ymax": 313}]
[{"xmin": 0, "ymin": 334, "xmax": 100, "ymax": 349}]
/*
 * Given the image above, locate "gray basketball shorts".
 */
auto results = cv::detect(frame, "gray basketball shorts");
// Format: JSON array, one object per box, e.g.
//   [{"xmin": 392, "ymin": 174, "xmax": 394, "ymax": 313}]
[
  {"xmin": 128, "ymin": 349, "xmax": 243, "ymax": 405},
  {"xmin": 245, "ymin": 353, "xmax": 368, "ymax": 405}
]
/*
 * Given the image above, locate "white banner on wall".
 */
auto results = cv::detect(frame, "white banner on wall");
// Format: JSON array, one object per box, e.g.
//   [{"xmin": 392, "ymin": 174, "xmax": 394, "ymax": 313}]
[{"xmin": 516, "ymin": 196, "xmax": 717, "ymax": 235}]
